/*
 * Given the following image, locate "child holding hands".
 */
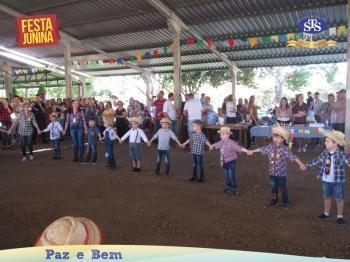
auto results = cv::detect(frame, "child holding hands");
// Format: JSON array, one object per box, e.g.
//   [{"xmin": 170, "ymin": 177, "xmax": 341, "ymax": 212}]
[
  {"xmin": 249, "ymin": 126, "xmax": 305, "ymax": 208},
  {"xmin": 101, "ymin": 118, "xmax": 120, "ymax": 170},
  {"xmin": 41, "ymin": 112, "xmax": 63, "ymax": 160},
  {"xmin": 182, "ymin": 120, "xmax": 212, "ymax": 183},
  {"xmin": 305, "ymin": 130, "xmax": 350, "ymax": 224},
  {"xmin": 148, "ymin": 118, "xmax": 182, "ymax": 175},
  {"xmin": 210, "ymin": 126, "xmax": 250, "ymax": 195},
  {"xmin": 120, "ymin": 117, "xmax": 149, "ymax": 172}
]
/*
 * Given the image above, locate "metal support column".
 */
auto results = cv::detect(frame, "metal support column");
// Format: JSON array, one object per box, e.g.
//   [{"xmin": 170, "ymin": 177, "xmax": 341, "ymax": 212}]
[
  {"xmin": 4, "ymin": 64, "xmax": 12, "ymax": 99},
  {"xmin": 229, "ymin": 68, "xmax": 237, "ymax": 105},
  {"xmin": 345, "ymin": 0, "xmax": 350, "ymax": 153},
  {"xmin": 63, "ymin": 40, "xmax": 72, "ymax": 98}
]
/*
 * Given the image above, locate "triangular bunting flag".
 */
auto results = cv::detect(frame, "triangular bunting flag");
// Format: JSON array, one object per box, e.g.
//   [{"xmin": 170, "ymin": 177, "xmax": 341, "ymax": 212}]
[
  {"xmin": 279, "ymin": 34, "xmax": 287, "ymax": 43},
  {"xmin": 248, "ymin": 37, "xmax": 258, "ymax": 47},
  {"xmin": 261, "ymin": 36, "xmax": 271, "ymax": 45},
  {"xmin": 329, "ymin": 27, "xmax": 337, "ymax": 36},
  {"xmin": 271, "ymin": 35, "xmax": 279, "ymax": 43},
  {"xmin": 287, "ymin": 33, "xmax": 295, "ymax": 40},
  {"xmin": 337, "ymin": 25, "xmax": 347, "ymax": 35},
  {"xmin": 136, "ymin": 54, "xmax": 143, "ymax": 63}
]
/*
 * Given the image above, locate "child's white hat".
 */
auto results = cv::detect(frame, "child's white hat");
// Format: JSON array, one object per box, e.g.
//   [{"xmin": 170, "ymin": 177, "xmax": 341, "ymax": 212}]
[
  {"xmin": 128, "ymin": 117, "xmax": 141, "ymax": 125},
  {"xmin": 272, "ymin": 125, "xmax": 289, "ymax": 140},
  {"xmin": 160, "ymin": 117, "xmax": 171, "ymax": 124},
  {"xmin": 217, "ymin": 126, "xmax": 232, "ymax": 135},
  {"xmin": 324, "ymin": 130, "xmax": 346, "ymax": 146},
  {"xmin": 35, "ymin": 216, "xmax": 102, "ymax": 246}
]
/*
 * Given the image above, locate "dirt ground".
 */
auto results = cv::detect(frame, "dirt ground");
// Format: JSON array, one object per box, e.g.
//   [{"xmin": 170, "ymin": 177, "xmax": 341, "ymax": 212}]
[{"xmin": 0, "ymin": 140, "xmax": 349, "ymax": 258}]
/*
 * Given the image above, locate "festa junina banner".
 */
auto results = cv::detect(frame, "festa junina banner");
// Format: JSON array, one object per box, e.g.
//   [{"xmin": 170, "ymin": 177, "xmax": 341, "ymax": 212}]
[
  {"xmin": 0, "ymin": 246, "xmax": 346, "ymax": 262},
  {"xmin": 16, "ymin": 14, "xmax": 59, "ymax": 48}
]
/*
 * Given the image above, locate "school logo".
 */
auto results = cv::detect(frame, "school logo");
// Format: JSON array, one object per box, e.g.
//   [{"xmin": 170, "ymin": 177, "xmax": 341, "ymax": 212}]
[{"xmin": 287, "ymin": 12, "xmax": 336, "ymax": 48}]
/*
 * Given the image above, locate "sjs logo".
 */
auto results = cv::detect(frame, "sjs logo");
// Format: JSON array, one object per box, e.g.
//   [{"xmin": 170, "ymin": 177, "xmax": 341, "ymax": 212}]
[{"xmin": 298, "ymin": 18, "xmax": 327, "ymax": 34}]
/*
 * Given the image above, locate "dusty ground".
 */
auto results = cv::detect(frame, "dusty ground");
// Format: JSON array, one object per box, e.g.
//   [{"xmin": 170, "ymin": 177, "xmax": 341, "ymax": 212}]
[{"xmin": 0, "ymin": 140, "xmax": 349, "ymax": 258}]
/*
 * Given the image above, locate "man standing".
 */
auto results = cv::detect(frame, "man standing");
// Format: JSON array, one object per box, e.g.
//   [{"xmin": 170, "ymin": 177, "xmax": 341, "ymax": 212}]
[
  {"xmin": 236, "ymin": 98, "xmax": 247, "ymax": 121},
  {"xmin": 183, "ymin": 93, "xmax": 202, "ymax": 137},
  {"xmin": 32, "ymin": 94, "xmax": 47, "ymax": 144},
  {"xmin": 307, "ymin": 91, "xmax": 314, "ymax": 107},
  {"xmin": 332, "ymin": 89, "xmax": 346, "ymax": 133},
  {"xmin": 163, "ymin": 93, "xmax": 178, "ymax": 135},
  {"xmin": 313, "ymin": 92, "xmax": 323, "ymax": 123},
  {"xmin": 153, "ymin": 91, "xmax": 166, "ymax": 130}
]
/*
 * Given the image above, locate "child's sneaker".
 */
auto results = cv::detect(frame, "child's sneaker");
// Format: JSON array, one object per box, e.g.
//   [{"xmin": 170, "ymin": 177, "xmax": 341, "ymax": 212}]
[
  {"xmin": 230, "ymin": 190, "xmax": 238, "ymax": 196},
  {"xmin": 197, "ymin": 178, "xmax": 203, "ymax": 183},
  {"xmin": 223, "ymin": 188, "xmax": 231, "ymax": 194},
  {"xmin": 318, "ymin": 213, "xmax": 330, "ymax": 220},
  {"xmin": 136, "ymin": 168, "xmax": 141, "ymax": 172},
  {"xmin": 155, "ymin": 169, "xmax": 160, "ymax": 175},
  {"xmin": 189, "ymin": 176, "xmax": 197, "ymax": 182},
  {"xmin": 29, "ymin": 155, "xmax": 34, "ymax": 161},
  {"xmin": 165, "ymin": 169, "xmax": 170, "ymax": 175},
  {"xmin": 90, "ymin": 161, "xmax": 96, "ymax": 164},
  {"xmin": 22, "ymin": 157, "xmax": 27, "ymax": 162},
  {"xmin": 282, "ymin": 203, "xmax": 289, "ymax": 209},
  {"xmin": 336, "ymin": 217, "xmax": 345, "ymax": 224},
  {"xmin": 269, "ymin": 199, "xmax": 278, "ymax": 206},
  {"xmin": 132, "ymin": 167, "xmax": 138, "ymax": 172}
]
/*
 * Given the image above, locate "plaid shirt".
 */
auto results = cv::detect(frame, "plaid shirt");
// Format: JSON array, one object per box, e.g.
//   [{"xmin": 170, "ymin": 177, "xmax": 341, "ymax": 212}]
[
  {"xmin": 306, "ymin": 149, "xmax": 350, "ymax": 183},
  {"xmin": 0, "ymin": 106, "xmax": 12, "ymax": 130},
  {"xmin": 190, "ymin": 132, "xmax": 208, "ymax": 155},
  {"xmin": 213, "ymin": 139, "xmax": 242, "ymax": 166},
  {"xmin": 12, "ymin": 112, "xmax": 38, "ymax": 136}
]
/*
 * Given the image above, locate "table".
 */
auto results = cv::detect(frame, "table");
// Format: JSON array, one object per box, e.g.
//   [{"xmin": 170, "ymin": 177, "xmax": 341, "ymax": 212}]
[
  {"xmin": 250, "ymin": 125, "xmax": 332, "ymax": 138},
  {"xmin": 203, "ymin": 124, "xmax": 250, "ymax": 147}
]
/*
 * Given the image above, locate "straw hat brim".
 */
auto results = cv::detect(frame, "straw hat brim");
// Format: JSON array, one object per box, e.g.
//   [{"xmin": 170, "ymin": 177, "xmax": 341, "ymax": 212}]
[
  {"xmin": 217, "ymin": 130, "xmax": 232, "ymax": 134},
  {"xmin": 160, "ymin": 118, "xmax": 171, "ymax": 124},
  {"xmin": 128, "ymin": 117, "xmax": 141, "ymax": 124},
  {"xmin": 324, "ymin": 131, "xmax": 346, "ymax": 146},
  {"xmin": 272, "ymin": 127, "xmax": 289, "ymax": 140},
  {"xmin": 77, "ymin": 217, "xmax": 102, "ymax": 244}
]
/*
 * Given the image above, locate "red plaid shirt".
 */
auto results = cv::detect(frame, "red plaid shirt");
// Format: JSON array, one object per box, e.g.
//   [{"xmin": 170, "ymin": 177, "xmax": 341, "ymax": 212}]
[{"xmin": 0, "ymin": 106, "xmax": 12, "ymax": 130}]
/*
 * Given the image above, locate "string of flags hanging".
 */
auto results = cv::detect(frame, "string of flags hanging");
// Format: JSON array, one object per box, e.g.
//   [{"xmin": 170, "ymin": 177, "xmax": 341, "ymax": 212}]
[{"xmin": 9, "ymin": 24, "xmax": 347, "ymax": 75}]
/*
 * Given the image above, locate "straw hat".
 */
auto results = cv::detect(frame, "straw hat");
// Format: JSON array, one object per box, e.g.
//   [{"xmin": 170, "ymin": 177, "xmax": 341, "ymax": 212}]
[
  {"xmin": 103, "ymin": 117, "xmax": 114, "ymax": 126},
  {"xmin": 50, "ymin": 112, "xmax": 59, "ymax": 118},
  {"xmin": 128, "ymin": 117, "xmax": 141, "ymax": 124},
  {"xmin": 35, "ymin": 216, "xmax": 102, "ymax": 246},
  {"xmin": 217, "ymin": 126, "xmax": 232, "ymax": 135},
  {"xmin": 324, "ymin": 130, "xmax": 346, "ymax": 146},
  {"xmin": 160, "ymin": 117, "xmax": 171, "ymax": 124},
  {"xmin": 272, "ymin": 125, "xmax": 289, "ymax": 140}
]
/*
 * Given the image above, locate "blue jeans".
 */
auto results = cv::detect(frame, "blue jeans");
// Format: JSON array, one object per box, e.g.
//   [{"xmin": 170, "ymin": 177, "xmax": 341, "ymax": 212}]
[
  {"xmin": 269, "ymin": 176, "xmax": 288, "ymax": 204},
  {"xmin": 85, "ymin": 142, "xmax": 97, "ymax": 162},
  {"xmin": 51, "ymin": 139, "xmax": 61, "ymax": 158},
  {"xmin": 70, "ymin": 127, "xmax": 84, "ymax": 159},
  {"xmin": 20, "ymin": 135, "xmax": 33, "ymax": 157},
  {"xmin": 156, "ymin": 150, "xmax": 170, "ymax": 172},
  {"xmin": 192, "ymin": 154, "xmax": 204, "ymax": 180},
  {"xmin": 129, "ymin": 143, "xmax": 141, "ymax": 161},
  {"xmin": 187, "ymin": 120, "xmax": 195, "ymax": 138},
  {"xmin": 323, "ymin": 182, "xmax": 344, "ymax": 200},
  {"xmin": 223, "ymin": 160, "xmax": 237, "ymax": 191},
  {"xmin": 105, "ymin": 141, "xmax": 116, "ymax": 169}
]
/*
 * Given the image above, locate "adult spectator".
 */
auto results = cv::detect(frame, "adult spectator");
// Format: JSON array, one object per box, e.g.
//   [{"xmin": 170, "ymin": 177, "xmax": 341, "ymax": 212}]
[
  {"xmin": 202, "ymin": 96, "xmax": 214, "ymax": 125},
  {"xmin": 64, "ymin": 100, "xmax": 87, "ymax": 162},
  {"xmin": 0, "ymin": 98, "xmax": 12, "ymax": 149},
  {"xmin": 163, "ymin": 93, "xmax": 178, "ymax": 134},
  {"xmin": 276, "ymin": 97, "xmax": 292, "ymax": 124},
  {"xmin": 225, "ymin": 95, "xmax": 238, "ymax": 123},
  {"xmin": 306, "ymin": 91, "xmax": 314, "ymax": 107},
  {"xmin": 200, "ymin": 93, "xmax": 206, "ymax": 106},
  {"xmin": 332, "ymin": 89, "xmax": 346, "ymax": 133},
  {"xmin": 236, "ymin": 98, "xmax": 247, "ymax": 121},
  {"xmin": 115, "ymin": 101, "xmax": 128, "ymax": 137},
  {"xmin": 85, "ymin": 98, "xmax": 97, "ymax": 121},
  {"xmin": 292, "ymin": 94, "xmax": 308, "ymax": 152},
  {"xmin": 9, "ymin": 103, "xmax": 41, "ymax": 161},
  {"xmin": 313, "ymin": 92, "xmax": 323, "ymax": 123},
  {"xmin": 53, "ymin": 98, "xmax": 66, "ymax": 132},
  {"xmin": 102, "ymin": 101, "xmax": 115, "ymax": 125},
  {"xmin": 247, "ymin": 95, "xmax": 260, "ymax": 124},
  {"xmin": 32, "ymin": 94, "xmax": 47, "ymax": 144},
  {"xmin": 320, "ymin": 94, "xmax": 335, "ymax": 125},
  {"xmin": 152, "ymin": 91, "xmax": 166, "ymax": 130},
  {"xmin": 183, "ymin": 93, "xmax": 202, "ymax": 136},
  {"xmin": 127, "ymin": 97, "xmax": 140, "ymax": 118},
  {"xmin": 97, "ymin": 102, "xmax": 105, "ymax": 134}
]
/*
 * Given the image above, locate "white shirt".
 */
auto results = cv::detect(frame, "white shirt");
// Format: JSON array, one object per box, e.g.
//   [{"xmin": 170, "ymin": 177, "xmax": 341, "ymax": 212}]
[
  {"xmin": 121, "ymin": 128, "xmax": 148, "ymax": 143},
  {"xmin": 184, "ymin": 99, "xmax": 202, "ymax": 120},
  {"xmin": 163, "ymin": 100, "xmax": 177, "ymax": 120},
  {"xmin": 225, "ymin": 102, "xmax": 236, "ymax": 118},
  {"xmin": 322, "ymin": 154, "xmax": 335, "ymax": 183},
  {"xmin": 43, "ymin": 121, "xmax": 63, "ymax": 140},
  {"xmin": 103, "ymin": 127, "xmax": 118, "ymax": 141}
]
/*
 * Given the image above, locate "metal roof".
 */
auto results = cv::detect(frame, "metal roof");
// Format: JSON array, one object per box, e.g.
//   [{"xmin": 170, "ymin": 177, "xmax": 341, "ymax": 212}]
[{"xmin": 0, "ymin": 0, "xmax": 348, "ymax": 77}]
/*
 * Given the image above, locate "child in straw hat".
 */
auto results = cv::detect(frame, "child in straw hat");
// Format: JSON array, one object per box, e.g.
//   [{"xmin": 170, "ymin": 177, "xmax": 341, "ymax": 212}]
[
  {"xmin": 148, "ymin": 117, "xmax": 182, "ymax": 175},
  {"xmin": 249, "ymin": 125, "xmax": 305, "ymax": 208},
  {"xmin": 209, "ymin": 126, "xmax": 251, "ymax": 195},
  {"xmin": 101, "ymin": 118, "xmax": 120, "ymax": 169},
  {"xmin": 181, "ymin": 120, "xmax": 212, "ymax": 183},
  {"xmin": 41, "ymin": 112, "xmax": 63, "ymax": 160},
  {"xmin": 35, "ymin": 216, "xmax": 102, "ymax": 246},
  {"xmin": 305, "ymin": 130, "xmax": 350, "ymax": 224},
  {"xmin": 120, "ymin": 117, "xmax": 149, "ymax": 172}
]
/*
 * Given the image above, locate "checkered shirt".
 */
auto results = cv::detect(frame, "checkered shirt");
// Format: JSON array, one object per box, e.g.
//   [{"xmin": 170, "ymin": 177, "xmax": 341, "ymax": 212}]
[{"xmin": 190, "ymin": 132, "xmax": 208, "ymax": 155}]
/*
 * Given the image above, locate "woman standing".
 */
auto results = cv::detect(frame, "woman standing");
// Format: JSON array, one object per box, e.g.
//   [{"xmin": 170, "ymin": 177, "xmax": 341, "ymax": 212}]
[
  {"xmin": 102, "ymin": 101, "xmax": 115, "ymax": 125},
  {"xmin": 115, "ymin": 101, "xmax": 128, "ymax": 137},
  {"xmin": 320, "ymin": 93, "xmax": 335, "ymax": 125},
  {"xmin": 9, "ymin": 104, "xmax": 41, "ymax": 161},
  {"xmin": 202, "ymin": 96, "xmax": 213, "ymax": 124},
  {"xmin": 225, "ymin": 95, "xmax": 238, "ymax": 123},
  {"xmin": 0, "ymin": 99, "xmax": 12, "ymax": 149},
  {"xmin": 247, "ymin": 95, "xmax": 260, "ymax": 147},
  {"xmin": 85, "ymin": 98, "xmax": 97, "ymax": 122},
  {"xmin": 292, "ymin": 94, "xmax": 308, "ymax": 152},
  {"xmin": 276, "ymin": 97, "xmax": 292, "ymax": 125},
  {"xmin": 64, "ymin": 100, "xmax": 87, "ymax": 162},
  {"xmin": 97, "ymin": 102, "xmax": 105, "ymax": 134}
]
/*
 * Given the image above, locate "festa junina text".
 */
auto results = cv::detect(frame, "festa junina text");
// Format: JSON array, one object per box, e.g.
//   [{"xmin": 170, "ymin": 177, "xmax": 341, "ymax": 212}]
[{"xmin": 17, "ymin": 14, "xmax": 59, "ymax": 47}]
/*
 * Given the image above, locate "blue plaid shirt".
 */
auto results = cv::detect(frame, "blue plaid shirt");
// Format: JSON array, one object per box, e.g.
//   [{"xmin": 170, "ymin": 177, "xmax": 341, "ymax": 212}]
[
  {"xmin": 306, "ymin": 149, "xmax": 350, "ymax": 183},
  {"xmin": 190, "ymin": 132, "xmax": 208, "ymax": 155}
]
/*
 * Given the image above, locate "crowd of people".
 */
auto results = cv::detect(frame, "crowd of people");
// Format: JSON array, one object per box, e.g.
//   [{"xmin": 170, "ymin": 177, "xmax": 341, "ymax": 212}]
[{"xmin": 0, "ymin": 89, "xmax": 349, "ymax": 225}]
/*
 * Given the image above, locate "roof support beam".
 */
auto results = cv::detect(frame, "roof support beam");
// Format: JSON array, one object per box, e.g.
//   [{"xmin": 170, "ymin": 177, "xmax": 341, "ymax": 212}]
[
  {"xmin": 0, "ymin": 3, "xmax": 149, "ymax": 75},
  {"xmin": 145, "ymin": 0, "xmax": 239, "ymax": 73}
]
